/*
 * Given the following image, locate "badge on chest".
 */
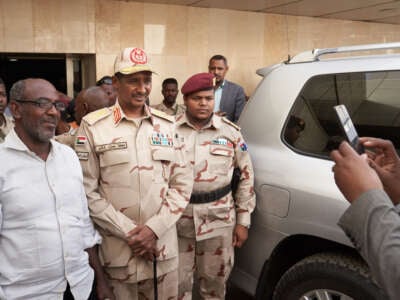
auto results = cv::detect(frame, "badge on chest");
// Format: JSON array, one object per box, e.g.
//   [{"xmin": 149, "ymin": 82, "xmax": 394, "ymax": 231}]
[{"xmin": 150, "ymin": 132, "xmax": 173, "ymax": 147}]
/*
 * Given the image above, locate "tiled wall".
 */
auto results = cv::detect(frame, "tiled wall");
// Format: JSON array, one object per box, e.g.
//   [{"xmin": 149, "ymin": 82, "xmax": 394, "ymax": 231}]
[{"xmin": 1, "ymin": 0, "xmax": 400, "ymax": 103}]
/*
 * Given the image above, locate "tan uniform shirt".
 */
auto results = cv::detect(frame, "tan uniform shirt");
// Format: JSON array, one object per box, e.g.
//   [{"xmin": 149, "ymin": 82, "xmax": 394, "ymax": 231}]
[
  {"xmin": 75, "ymin": 102, "xmax": 193, "ymax": 282},
  {"xmin": 175, "ymin": 113, "xmax": 255, "ymax": 241},
  {"xmin": 151, "ymin": 102, "xmax": 186, "ymax": 116},
  {"xmin": 54, "ymin": 127, "xmax": 77, "ymax": 148},
  {"xmin": 0, "ymin": 114, "xmax": 13, "ymax": 143}
]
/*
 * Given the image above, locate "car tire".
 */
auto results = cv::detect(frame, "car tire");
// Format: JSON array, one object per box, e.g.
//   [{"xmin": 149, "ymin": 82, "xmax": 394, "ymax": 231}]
[{"xmin": 272, "ymin": 252, "xmax": 386, "ymax": 300}]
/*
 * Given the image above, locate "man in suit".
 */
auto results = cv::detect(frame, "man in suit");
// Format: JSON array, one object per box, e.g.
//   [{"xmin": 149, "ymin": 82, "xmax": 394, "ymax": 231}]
[
  {"xmin": 208, "ymin": 55, "xmax": 246, "ymax": 123},
  {"xmin": 331, "ymin": 138, "xmax": 400, "ymax": 300}
]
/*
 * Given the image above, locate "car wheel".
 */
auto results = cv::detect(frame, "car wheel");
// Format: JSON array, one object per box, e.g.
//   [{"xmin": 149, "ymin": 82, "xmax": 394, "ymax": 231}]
[{"xmin": 272, "ymin": 252, "xmax": 386, "ymax": 300}]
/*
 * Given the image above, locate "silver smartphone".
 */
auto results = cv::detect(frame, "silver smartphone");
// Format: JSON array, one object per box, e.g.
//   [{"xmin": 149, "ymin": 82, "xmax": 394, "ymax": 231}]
[{"xmin": 334, "ymin": 104, "xmax": 365, "ymax": 154}]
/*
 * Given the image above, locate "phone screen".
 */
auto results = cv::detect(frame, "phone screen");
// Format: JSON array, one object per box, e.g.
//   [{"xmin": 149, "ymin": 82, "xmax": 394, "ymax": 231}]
[{"xmin": 334, "ymin": 104, "xmax": 365, "ymax": 154}]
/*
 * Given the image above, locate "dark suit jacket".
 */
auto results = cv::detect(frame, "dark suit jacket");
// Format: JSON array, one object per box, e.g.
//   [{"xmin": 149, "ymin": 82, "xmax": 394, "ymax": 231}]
[{"xmin": 219, "ymin": 80, "xmax": 246, "ymax": 123}]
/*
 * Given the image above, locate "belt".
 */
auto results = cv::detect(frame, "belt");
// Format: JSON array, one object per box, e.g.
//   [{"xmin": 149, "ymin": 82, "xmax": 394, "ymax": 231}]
[{"xmin": 190, "ymin": 184, "xmax": 231, "ymax": 204}]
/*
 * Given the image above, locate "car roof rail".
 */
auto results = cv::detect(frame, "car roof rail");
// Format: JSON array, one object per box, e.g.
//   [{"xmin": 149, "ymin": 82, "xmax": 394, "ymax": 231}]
[{"xmin": 289, "ymin": 42, "xmax": 400, "ymax": 64}]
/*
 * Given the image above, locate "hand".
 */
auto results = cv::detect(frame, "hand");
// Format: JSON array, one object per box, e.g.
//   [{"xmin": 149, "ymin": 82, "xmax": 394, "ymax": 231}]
[
  {"xmin": 232, "ymin": 224, "xmax": 248, "ymax": 248},
  {"xmin": 330, "ymin": 142, "xmax": 383, "ymax": 203},
  {"xmin": 360, "ymin": 137, "xmax": 400, "ymax": 204},
  {"xmin": 126, "ymin": 225, "xmax": 158, "ymax": 259},
  {"xmin": 95, "ymin": 278, "xmax": 115, "ymax": 300}
]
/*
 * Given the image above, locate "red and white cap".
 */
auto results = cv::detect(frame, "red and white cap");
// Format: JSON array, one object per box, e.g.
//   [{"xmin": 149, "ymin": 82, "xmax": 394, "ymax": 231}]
[{"xmin": 114, "ymin": 47, "xmax": 156, "ymax": 75}]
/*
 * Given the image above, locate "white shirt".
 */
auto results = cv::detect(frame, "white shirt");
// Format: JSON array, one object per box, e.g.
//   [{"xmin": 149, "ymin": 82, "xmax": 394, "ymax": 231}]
[
  {"xmin": 0, "ymin": 129, "xmax": 101, "ymax": 300},
  {"xmin": 213, "ymin": 80, "xmax": 225, "ymax": 112}
]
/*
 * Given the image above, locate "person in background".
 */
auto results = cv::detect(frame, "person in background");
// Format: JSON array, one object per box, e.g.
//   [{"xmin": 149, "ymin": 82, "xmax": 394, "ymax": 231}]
[
  {"xmin": 331, "ymin": 137, "xmax": 400, "ymax": 300},
  {"xmin": 208, "ymin": 55, "xmax": 246, "ymax": 123},
  {"xmin": 0, "ymin": 78, "xmax": 114, "ymax": 300},
  {"xmin": 0, "ymin": 77, "xmax": 14, "ymax": 143},
  {"xmin": 151, "ymin": 78, "xmax": 185, "ymax": 116},
  {"xmin": 76, "ymin": 47, "xmax": 193, "ymax": 299},
  {"xmin": 55, "ymin": 87, "xmax": 109, "ymax": 148},
  {"xmin": 96, "ymin": 75, "xmax": 117, "ymax": 106},
  {"xmin": 175, "ymin": 73, "xmax": 255, "ymax": 299}
]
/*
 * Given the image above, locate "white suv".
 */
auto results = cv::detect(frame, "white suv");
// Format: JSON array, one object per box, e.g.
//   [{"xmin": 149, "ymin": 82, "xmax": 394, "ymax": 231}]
[{"xmin": 230, "ymin": 42, "xmax": 400, "ymax": 300}]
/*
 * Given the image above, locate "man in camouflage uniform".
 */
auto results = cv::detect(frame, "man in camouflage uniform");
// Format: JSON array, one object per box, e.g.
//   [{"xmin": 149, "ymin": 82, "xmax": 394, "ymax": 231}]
[
  {"xmin": 55, "ymin": 86, "xmax": 109, "ymax": 148},
  {"xmin": 175, "ymin": 73, "xmax": 255, "ymax": 299},
  {"xmin": 0, "ymin": 78, "xmax": 13, "ymax": 143},
  {"xmin": 76, "ymin": 47, "xmax": 193, "ymax": 299},
  {"xmin": 151, "ymin": 78, "xmax": 185, "ymax": 116}
]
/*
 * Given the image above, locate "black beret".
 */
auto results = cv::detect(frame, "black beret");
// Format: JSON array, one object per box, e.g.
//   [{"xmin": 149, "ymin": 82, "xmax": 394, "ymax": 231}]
[{"xmin": 181, "ymin": 73, "xmax": 214, "ymax": 96}]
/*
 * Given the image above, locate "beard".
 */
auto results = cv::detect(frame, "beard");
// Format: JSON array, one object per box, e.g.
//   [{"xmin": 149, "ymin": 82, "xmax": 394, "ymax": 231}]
[{"xmin": 21, "ymin": 116, "xmax": 58, "ymax": 143}]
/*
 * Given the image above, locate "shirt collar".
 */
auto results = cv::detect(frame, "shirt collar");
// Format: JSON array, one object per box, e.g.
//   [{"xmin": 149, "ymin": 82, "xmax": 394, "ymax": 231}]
[
  {"xmin": 112, "ymin": 99, "xmax": 153, "ymax": 127},
  {"xmin": 217, "ymin": 80, "xmax": 226, "ymax": 90},
  {"xmin": 4, "ymin": 128, "xmax": 56, "ymax": 159},
  {"xmin": 176, "ymin": 112, "xmax": 222, "ymax": 130}
]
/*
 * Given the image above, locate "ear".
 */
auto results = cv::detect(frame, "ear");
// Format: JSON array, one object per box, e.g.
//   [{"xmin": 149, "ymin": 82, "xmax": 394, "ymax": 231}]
[
  {"xmin": 9, "ymin": 101, "xmax": 22, "ymax": 120},
  {"xmin": 83, "ymin": 102, "xmax": 89, "ymax": 115},
  {"xmin": 112, "ymin": 75, "xmax": 119, "ymax": 90}
]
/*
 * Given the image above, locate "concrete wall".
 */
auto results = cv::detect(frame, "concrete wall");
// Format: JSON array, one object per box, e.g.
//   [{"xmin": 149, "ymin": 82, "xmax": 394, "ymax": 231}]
[{"xmin": 1, "ymin": 0, "xmax": 400, "ymax": 103}]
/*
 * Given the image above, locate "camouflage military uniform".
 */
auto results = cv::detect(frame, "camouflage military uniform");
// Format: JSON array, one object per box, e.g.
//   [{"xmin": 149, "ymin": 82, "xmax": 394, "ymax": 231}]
[
  {"xmin": 151, "ymin": 102, "xmax": 186, "ymax": 116},
  {"xmin": 0, "ymin": 114, "xmax": 13, "ymax": 143},
  {"xmin": 175, "ymin": 113, "xmax": 255, "ymax": 300},
  {"xmin": 76, "ymin": 102, "xmax": 193, "ymax": 299}
]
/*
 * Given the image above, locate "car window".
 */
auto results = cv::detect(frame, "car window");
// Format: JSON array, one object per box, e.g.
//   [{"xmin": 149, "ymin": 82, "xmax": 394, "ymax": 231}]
[{"xmin": 283, "ymin": 70, "xmax": 400, "ymax": 157}]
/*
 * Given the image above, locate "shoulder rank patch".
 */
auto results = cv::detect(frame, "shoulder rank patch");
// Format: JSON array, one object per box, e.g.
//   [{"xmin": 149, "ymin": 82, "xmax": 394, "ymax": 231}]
[
  {"xmin": 222, "ymin": 117, "xmax": 240, "ymax": 131},
  {"xmin": 84, "ymin": 107, "xmax": 111, "ymax": 125},
  {"xmin": 151, "ymin": 108, "xmax": 174, "ymax": 123}
]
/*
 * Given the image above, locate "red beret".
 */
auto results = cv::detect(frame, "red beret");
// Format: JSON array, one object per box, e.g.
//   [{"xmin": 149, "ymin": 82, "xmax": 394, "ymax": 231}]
[{"xmin": 181, "ymin": 73, "xmax": 215, "ymax": 96}]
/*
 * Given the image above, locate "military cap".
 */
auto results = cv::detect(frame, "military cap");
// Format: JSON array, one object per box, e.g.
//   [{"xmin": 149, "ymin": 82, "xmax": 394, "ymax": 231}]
[
  {"xmin": 181, "ymin": 73, "xmax": 214, "ymax": 96},
  {"xmin": 114, "ymin": 47, "xmax": 155, "ymax": 75}
]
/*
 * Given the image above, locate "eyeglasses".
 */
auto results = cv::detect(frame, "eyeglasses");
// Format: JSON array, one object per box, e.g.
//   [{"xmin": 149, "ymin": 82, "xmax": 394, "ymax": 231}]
[{"xmin": 15, "ymin": 98, "xmax": 66, "ymax": 112}]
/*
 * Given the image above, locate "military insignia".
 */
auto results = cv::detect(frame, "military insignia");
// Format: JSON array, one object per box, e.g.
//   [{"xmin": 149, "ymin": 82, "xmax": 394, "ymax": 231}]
[
  {"xmin": 151, "ymin": 108, "xmax": 174, "ymax": 122},
  {"xmin": 239, "ymin": 142, "xmax": 248, "ymax": 151},
  {"xmin": 130, "ymin": 47, "xmax": 147, "ymax": 65},
  {"xmin": 84, "ymin": 107, "xmax": 111, "ymax": 125},
  {"xmin": 150, "ymin": 132, "xmax": 173, "ymax": 147},
  {"xmin": 76, "ymin": 151, "xmax": 89, "ymax": 161},
  {"xmin": 95, "ymin": 142, "xmax": 127, "ymax": 153},
  {"xmin": 222, "ymin": 117, "xmax": 240, "ymax": 131},
  {"xmin": 113, "ymin": 107, "xmax": 122, "ymax": 124},
  {"xmin": 76, "ymin": 136, "xmax": 87, "ymax": 145},
  {"xmin": 211, "ymin": 137, "xmax": 233, "ymax": 148}
]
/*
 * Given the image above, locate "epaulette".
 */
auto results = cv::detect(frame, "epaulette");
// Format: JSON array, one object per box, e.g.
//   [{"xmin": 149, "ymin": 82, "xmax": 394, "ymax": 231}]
[
  {"xmin": 222, "ymin": 117, "xmax": 240, "ymax": 131},
  {"xmin": 151, "ymin": 108, "xmax": 174, "ymax": 122},
  {"xmin": 83, "ymin": 107, "xmax": 111, "ymax": 125}
]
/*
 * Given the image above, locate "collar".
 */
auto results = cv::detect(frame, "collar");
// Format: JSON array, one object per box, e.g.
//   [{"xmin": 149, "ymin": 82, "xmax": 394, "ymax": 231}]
[
  {"xmin": 176, "ymin": 112, "xmax": 222, "ymax": 130},
  {"xmin": 112, "ymin": 100, "xmax": 153, "ymax": 127},
  {"xmin": 3, "ymin": 128, "xmax": 56, "ymax": 158},
  {"xmin": 216, "ymin": 80, "xmax": 226, "ymax": 89}
]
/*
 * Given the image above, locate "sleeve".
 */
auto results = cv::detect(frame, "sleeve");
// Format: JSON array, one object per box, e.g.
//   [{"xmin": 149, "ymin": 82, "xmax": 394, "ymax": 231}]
[
  {"xmin": 0, "ymin": 203, "xmax": 2, "ymax": 232},
  {"xmin": 145, "ymin": 130, "xmax": 193, "ymax": 238},
  {"xmin": 76, "ymin": 121, "xmax": 136, "ymax": 240},
  {"xmin": 233, "ymin": 131, "xmax": 256, "ymax": 227},
  {"xmin": 338, "ymin": 189, "xmax": 400, "ymax": 300},
  {"xmin": 233, "ymin": 85, "xmax": 246, "ymax": 123}
]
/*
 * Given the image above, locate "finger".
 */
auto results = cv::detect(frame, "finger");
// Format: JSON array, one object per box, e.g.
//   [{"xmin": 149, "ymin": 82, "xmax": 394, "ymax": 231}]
[
  {"xmin": 126, "ymin": 226, "xmax": 142, "ymax": 237},
  {"xmin": 330, "ymin": 149, "xmax": 342, "ymax": 163},
  {"xmin": 338, "ymin": 141, "xmax": 358, "ymax": 157}
]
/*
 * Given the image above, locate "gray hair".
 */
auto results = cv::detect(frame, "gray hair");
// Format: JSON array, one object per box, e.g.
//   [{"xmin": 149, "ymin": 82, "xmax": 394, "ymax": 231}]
[{"xmin": 9, "ymin": 80, "xmax": 26, "ymax": 102}]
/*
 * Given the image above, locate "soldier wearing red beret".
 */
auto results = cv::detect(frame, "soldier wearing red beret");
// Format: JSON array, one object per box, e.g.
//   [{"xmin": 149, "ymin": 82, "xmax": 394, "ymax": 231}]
[{"xmin": 176, "ymin": 73, "xmax": 256, "ymax": 299}]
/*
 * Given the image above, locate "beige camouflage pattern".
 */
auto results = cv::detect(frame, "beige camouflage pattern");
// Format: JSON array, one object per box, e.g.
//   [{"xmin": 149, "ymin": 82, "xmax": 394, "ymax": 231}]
[
  {"xmin": 175, "ymin": 113, "xmax": 255, "ymax": 300},
  {"xmin": 151, "ymin": 102, "xmax": 186, "ymax": 116},
  {"xmin": 75, "ymin": 102, "xmax": 193, "ymax": 294},
  {"xmin": 0, "ymin": 115, "xmax": 13, "ymax": 143},
  {"xmin": 54, "ymin": 127, "xmax": 77, "ymax": 148},
  {"xmin": 110, "ymin": 269, "xmax": 178, "ymax": 300}
]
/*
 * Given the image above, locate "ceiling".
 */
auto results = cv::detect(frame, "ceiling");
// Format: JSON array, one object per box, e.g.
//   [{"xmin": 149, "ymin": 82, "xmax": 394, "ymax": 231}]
[{"xmin": 129, "ymin": 0, "xmax": 400, "ymax": 24}]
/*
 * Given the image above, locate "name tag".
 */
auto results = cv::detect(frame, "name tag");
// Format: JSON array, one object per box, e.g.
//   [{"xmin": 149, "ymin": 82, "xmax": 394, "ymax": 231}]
[
  {"xmin": 95, "ymin": 142, "xmax": 127, "ymax": 153},
  {"xmin": 76, "ymin": 151, "xmax": 89, "ymax": 161}
]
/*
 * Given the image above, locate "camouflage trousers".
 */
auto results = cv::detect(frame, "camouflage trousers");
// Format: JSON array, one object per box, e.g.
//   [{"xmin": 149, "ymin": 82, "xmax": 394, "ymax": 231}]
[
  {"xmin": 109, "ymin": 269, "xmax": 178, "ymax": 300},
  {"xmin": 178, "ymin": 229, "xmax": 234, "ymax": 300}
]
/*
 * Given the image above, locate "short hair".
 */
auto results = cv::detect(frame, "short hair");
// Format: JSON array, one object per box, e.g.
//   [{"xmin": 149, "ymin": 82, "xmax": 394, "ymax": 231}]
[
  {"xmin": 9, "ymin": 80, "xmax": 26, "ymax": 102},
  {"xmin": 209, "ymin": 55, "xmax": 228, "ymax": 66},
  {"xmin": 162, "ymin": 78, "xmax": 178, "ymax": 87},
  {"xmin": 96, "ymin": 75, "xmax": 112, "ymax": 86}
]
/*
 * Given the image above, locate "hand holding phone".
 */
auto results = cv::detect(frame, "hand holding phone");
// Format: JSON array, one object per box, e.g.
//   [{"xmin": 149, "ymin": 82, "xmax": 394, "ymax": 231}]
[{"xmin": 334, "ymin": 104, "xmax": 364, "ymax": 154}]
